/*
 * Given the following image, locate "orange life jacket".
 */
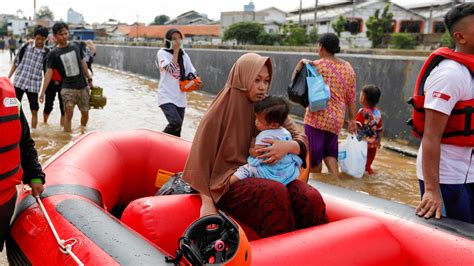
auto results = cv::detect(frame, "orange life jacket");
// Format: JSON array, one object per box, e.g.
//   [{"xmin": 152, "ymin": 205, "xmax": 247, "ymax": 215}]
[
  {"xmin": 0, "ymin": 77, "xmax": 23, "ymax": 205},
  {"xmin": 407, "ymin": 47, "xmax": 474, "ymax": 146}
]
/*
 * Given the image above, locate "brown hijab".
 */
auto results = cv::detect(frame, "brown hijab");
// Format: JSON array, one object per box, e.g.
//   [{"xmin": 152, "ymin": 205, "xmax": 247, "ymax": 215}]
[{"xmin": 183, "ymin": 53, "xmax": 307, "ymax": 202}]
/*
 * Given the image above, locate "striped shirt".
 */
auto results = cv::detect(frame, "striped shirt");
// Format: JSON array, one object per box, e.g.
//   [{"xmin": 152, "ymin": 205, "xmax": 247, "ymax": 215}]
[{"xmin": 13, "ymin": 44, "xmax": 48, "ymax": 93}]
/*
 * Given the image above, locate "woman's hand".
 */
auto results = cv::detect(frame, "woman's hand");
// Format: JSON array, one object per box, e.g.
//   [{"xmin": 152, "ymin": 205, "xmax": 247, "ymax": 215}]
[
  {"xmin": 291, "ymin": 59, "xmax": 313, "ymax": 80},
  {"xmin": 173, "ymin": 39, "xmax": 181, "ymax": 51},
  {"xmin": 256, "ymin": 139, "xmax": 299, "ymax": 165}
]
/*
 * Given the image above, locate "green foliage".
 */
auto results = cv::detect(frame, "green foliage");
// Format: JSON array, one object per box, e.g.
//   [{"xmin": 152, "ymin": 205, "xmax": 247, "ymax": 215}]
[
  {"xmin": 390, "ymin": 33, "xmax": 416, "ymax": 49},
  {"xmin": 365, "ymin": 4, "xmax": 394, "ymax": 48},
  {"xmin": 307, "ymin": 28, "xmax": 319, "ymax": 44},
  {"xmin": 282, "ymin": 21, "xmax": 307, "ymax": 46},
  {"xmin": 36, "ymin": 6, "xmax": 54, "ymax": 20},
  {"xmin": 151, "ymin": 15, "xmax": 170, "ymax": 25},
  {"xmin": 440, "ymin": 30, "xmax": 454, "ymax": 48},
  {"xmin": 223, "ymin": 22, "xmax": 265, "ymax": 45},
  {"xmin": 256, "ymin": 32, "xmax": 283, "ymax": 45},
  {"xmin": 331, "ymin": 16, "xmax": 345, "ymax": 37},
  {"xmin": 0, "ymin": 23, "xmax": 7, "ymax": 36}
]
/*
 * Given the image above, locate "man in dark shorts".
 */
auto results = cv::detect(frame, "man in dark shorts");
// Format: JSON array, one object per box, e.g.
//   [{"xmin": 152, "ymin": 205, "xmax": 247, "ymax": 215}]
[
  {"xmin": 39, "ymin": 22, "xmax": 93, "ymax": 132},
  {"xmin": 7, "ymin": 27, "xmax": 49, "ymax": 128}
]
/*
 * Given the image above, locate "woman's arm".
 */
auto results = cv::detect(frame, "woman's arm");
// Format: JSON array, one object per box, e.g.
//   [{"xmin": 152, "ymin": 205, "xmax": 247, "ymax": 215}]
[{"xmin": 256, "ymin": 118, "xmax": 307, "ymax": 165}]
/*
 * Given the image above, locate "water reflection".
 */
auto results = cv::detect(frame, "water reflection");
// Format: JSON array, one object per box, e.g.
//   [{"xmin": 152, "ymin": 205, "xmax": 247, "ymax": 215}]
[{"xmin": 0, "ymin": 51, "xmax": 420, "ymax": 207}]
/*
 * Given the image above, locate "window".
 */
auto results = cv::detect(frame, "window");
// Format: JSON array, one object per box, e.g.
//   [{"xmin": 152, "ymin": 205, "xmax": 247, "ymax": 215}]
[
  {"xmin": 400, "ymin": 20, "xmax": 423, "ymax": 33},
  {"xmin": 344, "ymin": 18, "xmax": 363, "ymax": 34},
  {"xmin": 390, "ymin": 20, "xmax": 397, "ymax": 33},
  {"xmin": 432, "ymin": 21, "xmax": 445, "ymax": 33}
]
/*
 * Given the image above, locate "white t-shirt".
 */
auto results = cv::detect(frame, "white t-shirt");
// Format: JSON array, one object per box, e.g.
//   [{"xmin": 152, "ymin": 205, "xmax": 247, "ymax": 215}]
[
  {"xmin": 416, "ymin": 59, "xmax": 474, "ymax": 184},
  {"xmin": 156, "ymin": 49, "xmax": 196, "ymax": 108}
]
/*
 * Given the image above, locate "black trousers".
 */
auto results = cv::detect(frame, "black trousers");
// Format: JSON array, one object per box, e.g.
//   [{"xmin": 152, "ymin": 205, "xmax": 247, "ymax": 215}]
[
  {"xmin": 160, "ymin": 103, "xmax": 185, "ymax": 137},
  {"xmin": 0, "ymin": 194, "xmax": 16, "ymax": 252},
  {"xmin": 44, "ymin": 82, "xmax": 64, "ymax": 116}
]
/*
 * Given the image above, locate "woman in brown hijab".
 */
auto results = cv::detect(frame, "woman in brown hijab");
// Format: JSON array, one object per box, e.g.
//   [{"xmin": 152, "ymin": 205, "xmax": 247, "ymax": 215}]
[{"xmin": 183, "ymin": 53, "xmax": 327, "ymax": 238}]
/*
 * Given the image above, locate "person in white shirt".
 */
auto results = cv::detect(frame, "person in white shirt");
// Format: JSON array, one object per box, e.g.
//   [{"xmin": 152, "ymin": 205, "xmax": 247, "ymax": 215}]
[
  {"xmin": 416, "ymin": 3, "xmax": 474, "ymax": 223},
  {"xmin": 155, "ymin": 28, "xmax": 197, "ymax": 137}
]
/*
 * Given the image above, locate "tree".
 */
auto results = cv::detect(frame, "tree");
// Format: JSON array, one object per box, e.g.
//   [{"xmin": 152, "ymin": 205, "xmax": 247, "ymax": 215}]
[
  {"xmin": 390, "ymin": 33, "xmax": 416, "ymax": 49},
  {"xmin": 223, "ymin": 22, "xmax": 265, "ymax": 45},
  {"xmin": 307, "ymin": 28, "xmax": 319, "ymax": 44},
  {"xmin": 282, "ymin": 21, "xmax": 307, "ymax": 46},
  {"xmin": 36, "ymin": 6, "xmax": 54, "ymax": 20},
  {"xmin": 151, "ymin": 15, "xmax": 170, "ymax": 25},
  {"xmin": 365, "ymin": 4, "xmax": 394, "ymax": 48},
  {"xmin": 440, "ymin": 30, "xmax": 454, "ymax": 48},
  {"xmin": 0, "ymin": 23, "xmax": 7, "ymax": 36},
  {"xmin": 331, "ymin": 16, "xmax": 345, "ymax": 37},
  {"xmin": 256, "ymin": 32, "xmax": 283, "ymax": 45}
]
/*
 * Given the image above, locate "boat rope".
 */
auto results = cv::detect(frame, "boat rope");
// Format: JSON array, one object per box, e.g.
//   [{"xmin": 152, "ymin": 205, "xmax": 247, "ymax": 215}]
[{"xmin": 35, "ymin": 196, "xmax": 84, "ymax": 266}]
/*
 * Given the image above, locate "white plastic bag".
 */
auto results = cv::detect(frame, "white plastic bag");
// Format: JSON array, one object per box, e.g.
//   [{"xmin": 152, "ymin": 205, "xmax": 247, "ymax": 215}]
[{"xmin": 338, "ymin": 135, "xmax": 368, "ymax": 178}]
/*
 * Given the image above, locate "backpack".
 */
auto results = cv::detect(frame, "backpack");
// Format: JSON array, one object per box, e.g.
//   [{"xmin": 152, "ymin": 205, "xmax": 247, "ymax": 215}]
[{"xmin": 17, "ymin": 44, "xmax": 50, "ymax": 72}]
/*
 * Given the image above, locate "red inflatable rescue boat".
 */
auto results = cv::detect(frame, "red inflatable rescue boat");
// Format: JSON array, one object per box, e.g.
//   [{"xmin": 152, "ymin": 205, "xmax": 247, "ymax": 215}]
[{"xmin": 7, "ymin": 130, "xmax": 474, "ymax": 265}]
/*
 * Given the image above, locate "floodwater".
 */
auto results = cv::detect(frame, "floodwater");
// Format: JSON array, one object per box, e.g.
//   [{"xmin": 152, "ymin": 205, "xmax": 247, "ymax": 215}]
[{"xmin": 0, "ymin": 48, "xmax": 421, "ymax": 263}]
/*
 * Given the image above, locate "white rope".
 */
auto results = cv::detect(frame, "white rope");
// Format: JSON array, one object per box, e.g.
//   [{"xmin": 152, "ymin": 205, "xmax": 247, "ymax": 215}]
[{"xmin": 35, "ymin": 196, "xmax": 85, "ymax": 266}]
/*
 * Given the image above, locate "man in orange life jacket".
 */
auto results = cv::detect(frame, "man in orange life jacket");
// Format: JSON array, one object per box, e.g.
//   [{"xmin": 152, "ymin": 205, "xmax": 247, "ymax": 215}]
[
  {"xmin": 415, "ymin": 3, "xmax": 474, "ymax": 223},
  {"xmin": 0, "ymin": 78, "xmax": 45, "ymax": 251}
]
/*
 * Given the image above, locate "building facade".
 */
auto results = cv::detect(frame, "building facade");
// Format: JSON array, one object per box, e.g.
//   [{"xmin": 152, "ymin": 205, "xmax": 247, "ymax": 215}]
[
  {"xmin": 287, "ymin": 0, "xmax": 425, "ymax": 47},
  {"xmin": 221, "ymin": 2, "xmax": 287, "ymax": 35},
  {"xmin": 67, "ymin": 8, "xmax": 85, "ymax": 24},
  {"xmin": 166, "ymin": 11, "xmax": 214, "ymax": 25}
]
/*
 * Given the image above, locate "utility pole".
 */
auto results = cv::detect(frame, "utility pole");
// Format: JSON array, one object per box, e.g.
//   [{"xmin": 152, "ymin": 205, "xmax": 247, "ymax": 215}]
[
  {"xmin": 428, "ymin": 4, "xmax": 433, "ymax": 34},
  {"xmin": 299, "ymin": 0, "xmax": 302, "ymax": 27},
  {"xmin": 314, "ymin": 0, "xmax": 319, "ymax": 33},
  {"xmin": 33, "ymin": 0, "xmax": 36, "ymax": 20},
  {"xmin": 136, "ymin": 13, "xmax": 139, "ymax": 41},
  {"xmin": 352, "ymin": 0, "xmax": 356, "ymax": 18}
]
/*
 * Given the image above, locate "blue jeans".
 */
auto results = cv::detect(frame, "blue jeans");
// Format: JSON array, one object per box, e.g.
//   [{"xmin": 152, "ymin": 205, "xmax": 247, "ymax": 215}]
[
  {"xmin": 419, "ymin": 180, "xmax": 474, "ymax": 224},
  {"xmin": 160, "ymin": 103, "xmax": 185, "ymax": 137}
]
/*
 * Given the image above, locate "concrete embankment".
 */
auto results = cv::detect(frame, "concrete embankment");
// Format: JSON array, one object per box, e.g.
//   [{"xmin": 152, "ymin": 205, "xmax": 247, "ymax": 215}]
[{"xmin": 95, "ymin": 45, "xmax": 426, "ymax": 144}]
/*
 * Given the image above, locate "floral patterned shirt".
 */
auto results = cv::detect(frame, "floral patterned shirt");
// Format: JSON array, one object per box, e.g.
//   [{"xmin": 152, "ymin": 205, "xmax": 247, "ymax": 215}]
[{"xmin": 304, "ymin": 58, "xmax": 356, "ymax": 134}]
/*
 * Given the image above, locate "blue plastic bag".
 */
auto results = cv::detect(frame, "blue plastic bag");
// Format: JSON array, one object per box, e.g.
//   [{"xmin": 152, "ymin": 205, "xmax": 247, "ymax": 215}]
[{"xmin": 306, "ymin": 63, "xmax": 330, "ymax": 112}]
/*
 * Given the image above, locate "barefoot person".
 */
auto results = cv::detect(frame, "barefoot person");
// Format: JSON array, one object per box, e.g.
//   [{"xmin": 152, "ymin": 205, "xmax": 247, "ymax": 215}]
[{"xmin": 39, "ymin": 22, "xmax": 92, "ymax": 132}]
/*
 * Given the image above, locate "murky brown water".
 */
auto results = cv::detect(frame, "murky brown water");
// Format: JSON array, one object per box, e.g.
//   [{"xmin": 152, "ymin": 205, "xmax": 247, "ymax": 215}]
[{"xmin": 1, "ymin": 50, "xmax": 421, "ymax": 206}]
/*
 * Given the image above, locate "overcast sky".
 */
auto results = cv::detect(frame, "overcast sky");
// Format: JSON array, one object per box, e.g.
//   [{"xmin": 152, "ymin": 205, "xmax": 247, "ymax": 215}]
[{"xmin": 2, "ymin": 0, "xmax": 452, "ymax": 24}]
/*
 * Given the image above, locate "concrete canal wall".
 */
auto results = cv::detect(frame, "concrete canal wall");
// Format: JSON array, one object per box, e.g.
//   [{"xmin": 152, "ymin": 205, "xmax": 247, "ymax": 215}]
[{"xmin": 95, "ymin": 45, "xmax": 426, "ymax": 143}]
